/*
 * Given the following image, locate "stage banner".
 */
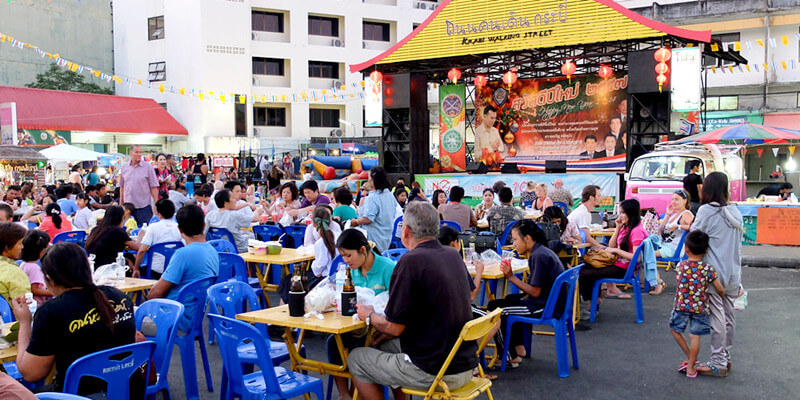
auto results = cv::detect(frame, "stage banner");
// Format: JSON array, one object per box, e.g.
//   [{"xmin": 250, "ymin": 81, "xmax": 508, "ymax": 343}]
[
  {"xmin": 439, "ymin": 84, "xmax": 467, "ymax": 172},
  {"xmin": 474, "ymin": 74, "xmax": 628, "ymax": 168}
]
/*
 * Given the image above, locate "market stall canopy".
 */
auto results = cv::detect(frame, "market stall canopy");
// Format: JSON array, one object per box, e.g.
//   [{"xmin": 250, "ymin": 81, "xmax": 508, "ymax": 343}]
[
  {"xmin": 39, "ymin": 143, "xmax": 109, "ymax": 162},
  {"xmin": 0, "ymin": 145, "xmax": 45, "ymax": 161},
  {"xmin": 351, "ymin": 0, "xmax": 712, "ymax": 73},
  {"xmin": 670, "ymin": 122, "xmax": 800, "ymax": 145},
  {"xmin": 0, "ymin": 86, "xmax": 188, "ymax": 135}
]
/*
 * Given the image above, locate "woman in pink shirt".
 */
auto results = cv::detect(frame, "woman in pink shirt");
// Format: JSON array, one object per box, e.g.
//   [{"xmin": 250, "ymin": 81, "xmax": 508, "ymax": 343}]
[
  {"xmin": 38, "ymin": 203, "xmax": 72, "ymax": 242},
  {"xmin": 579, "ymin": 199, "xmax": 646, "ymax": 301}
]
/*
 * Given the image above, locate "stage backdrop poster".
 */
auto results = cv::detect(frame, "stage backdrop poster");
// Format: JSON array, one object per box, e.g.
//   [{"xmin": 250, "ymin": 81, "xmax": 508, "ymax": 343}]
[
  {"xmin": 365, "ymin": 78, "xmax": 382, "ymax": 127},
  {"xmin": 439, "ymin": 84, "xmax": 467, "ymax": 172},
  {"xmin": 474, "ymin": 74, "xmax": 628, "ymax": 167}
]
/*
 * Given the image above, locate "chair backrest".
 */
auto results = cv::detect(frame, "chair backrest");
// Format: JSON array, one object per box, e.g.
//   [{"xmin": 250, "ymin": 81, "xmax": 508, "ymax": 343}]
[
  {"xmin": 391, "ymin": 216, "xmax": 403, "ymax": 237},
  {"xmin": 142, "ymin": 241, "xmax": 184, "ymax": 278},
  {"xmin": 36, "ymin": 393, "xmax": 93, "ymax": 399},
  {"xmin": 252, "ymin": 224, "xmax": 284, "ymax": 242},
  {"xmin": 440, "ymin": 220, "xmax": 462, "ymax": 233},
  {"xmin": 130, "ymin": 228, "xmax": 142, "ymax": 238},
  {"xmin": 669, "ymin": 230, "xmax": 690, "ymax": 261},
  {"xmin": 382, "ymin": 248, "xmax": 408, "ymax": 262},
  {"xmin": 175, "ymin": 277, "xmax": 217, "ymax": 335},
  {"xmin": 622, "ymin": 244, "xmax": 645, "ymax": 281},
  {"xmin": 497, "ymin": 220, "xmax": 518, "ymax": 253},
  {"xmin": 208, "ymin": 239, "xmax": 237, "ymax": 254},
  {"xmin": 553, "ymin": 201, "xmax": 569, "ymax": 216},
  {"xmin": 0, "ymin": 295, "xmax": 15, "ymax": 323},
  {"xmin": 282, "ymin": 225, "xmax": 307, "ymax": 249},
  {"xmin": 207, "ymin": 282, "xmax": 262, "ymax": 332},
  {"xmin": 522, "ymin": 200, "xmax": 533, "ymax": 209},
  {"xmin": 540, "ymin": 266, "xmax": 582, "ymax": 321},
  {"xmin": 134, "ymin": 299, "xmax": 184, "ymax": 382},
  {"xmin": 27, "ymin": 221, "xmax": 38, "ymax": 230},
  {"xmin": 216, "ymin": 253, "xmax": 249, "ymax": 284},
  {"xmin": 148, "ymin": 216, "xmax": 160, "ymax": 225},
  {"xmin": 206, "ymin": 227, "xmax": 236, "ymax": 247},
  {"xmin": 328, "ymin": 255, "xmax": 347, "ymax": 280},
  {"xmin": 63, "ymin": 341, "xmax": 156, "ymax": 399},
  {"xmin": 53, "ymin": 230, "xmax": 86, "ymax": 246},
  {"xmin": 208, "ymin": 314, "xmax": 281, "ymax": 396}
]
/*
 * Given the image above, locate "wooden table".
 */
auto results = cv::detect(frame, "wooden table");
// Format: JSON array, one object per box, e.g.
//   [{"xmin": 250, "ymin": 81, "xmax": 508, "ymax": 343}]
[
  {"xmin": 559, "ymin": 242, "xmax": 591, "ymax": 268},
  {"xmin": 0, "ymin": 322, "xmax": 16, "ymax": 363},
  {"xmin": 237, "ymin": 305, "xmax": 366, "ymax": 379},
  {"xmin": 467, "ymin": 262, "xmax": 529, "ymax": 304},
  {"xmin": 240, "ymin": 249, "xmax": 315, "ymax": 307},
  {"xmin": 115, "ymin": 277, "xmax": 157, "ymax": 303}
]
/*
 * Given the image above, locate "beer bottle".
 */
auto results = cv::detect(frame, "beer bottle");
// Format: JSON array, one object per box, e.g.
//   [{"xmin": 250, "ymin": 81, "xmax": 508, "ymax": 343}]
[
  {"xmin": 341, "ymin": 268, "xmax": 357, "ymax": 316},
  {"xmin": 299, "ymin": 263, "xmax": 309, "ymax": 292},
  {"xmin": 288, "ymin": 270, "xmax": 306, "ymax": 317}
]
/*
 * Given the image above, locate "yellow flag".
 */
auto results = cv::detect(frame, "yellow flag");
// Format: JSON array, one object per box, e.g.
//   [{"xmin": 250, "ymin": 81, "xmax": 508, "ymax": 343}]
[
  {"xmin": 136, "ymin": 80, "xmax": 142, "ymax": 85},
  {"xmin": 728, "ymin": 66, "xmax": 733, "ymax": 73},
  {"xmin": 745, "ymin": 65, "xmax": 751, "ymax": 72},
  {"xmin": 0, "ymin": 34, "xmax": 6, "ymax": 42},
  {"xmin": 179, "ymin": 88, "xmax": 185, "ymax": 95},
  {"xmin": 113, "ymin": 76, "xmax": 122, "ymax": 84},
  {"xmin": 781, "ymin": 36, "xmax": 789, "ymax": 46},
  {"xmin": 301, "ymin": 93, "xmax": 307, "ymax": 100},
  {"xmin": 790, "ymin": 146, "xmax": 796, "ymax": 155},
  {"xmin": 221, "ymin": 95, "xmax": 226, "ymax": 103},
  {"xmin": 159, "ymin": 84, "xmax": 164, "ymax": 93},
  {"xmin": 710, "ymin": 43, "xmax": 719, "ymax": 51},
  {"xmin": 781, "ymin": 61, "xmax": 788, "ymax": 69},
  {"xmin": 756, "ymin": 39, "xmax": 764, "ymax": 47},
  {"xmin": 763, "ymin": 63, "xmax": 768, "ymax": 70},
  {"xmin": 260, "ymin": 96, "xmax": 266, "ymax": 103},
  {"xmin": 93, "ymin": 70, "xmax": 101, "ymax": 77},
  {"xmin": 199, "ymin": 93, "xmax": 205, "ymax": 100},
  {"xmin": 281, "ymin": 95, "xmax": 287, "ymax": 102},
  {"xmin": 733, "ymin": 41, "xmax": 741, "ymax": 51},
  {"xmin": 71, "ymin": 64, "xmax": 79, "ymax": 72},
  {"xmin": 321, "ymin": 89, "xmax": 327, "ymax": 95},
  {"xmin": 239, "ymin": 95, "xmax": 246, "ymax": 104},
  {"xmin": 711, "ymin": 66, "xmax": 716, "ymax": 74}
]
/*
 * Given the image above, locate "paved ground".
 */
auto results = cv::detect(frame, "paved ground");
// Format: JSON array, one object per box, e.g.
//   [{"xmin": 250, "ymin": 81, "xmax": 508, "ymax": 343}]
[
  {"xmin": 743, "ymin": 245, "xmax": 800, "ymax": 268},
  {"xmin": 164, "ymin": 265, "xmax": 800, "ymax": 400}
]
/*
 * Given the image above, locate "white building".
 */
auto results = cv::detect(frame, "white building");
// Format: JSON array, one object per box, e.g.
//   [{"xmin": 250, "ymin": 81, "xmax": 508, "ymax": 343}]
[{"xmin": 113, "ymin": 0, "xmax": 437, "ymax": 154}]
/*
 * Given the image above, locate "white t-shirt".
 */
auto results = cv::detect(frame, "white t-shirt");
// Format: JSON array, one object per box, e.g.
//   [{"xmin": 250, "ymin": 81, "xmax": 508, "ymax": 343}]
[
  {"xmin": 311, "ymin": 230, "xmax": 341, "ymax": 278},
  {"xmin": 205, "ymin": 209, "xmax": 252, "ymax": 253},
  {"xmin": 72, "ymin": 206, "xmax": 94, "ymax": 230},
  {"xmin": 303, "ymin": 223, "xmax": 342, "ymax": 246},
  {"xmin": 236, "ymin": 200, "xmax": 254, "ymax": 220},
  {"xmin": 141, "ymin": 219, "xmax": 182, "ymax": 273},
  {"xmin": 567, "ymin": 203, "xmax": 592, "ymax": 231}
]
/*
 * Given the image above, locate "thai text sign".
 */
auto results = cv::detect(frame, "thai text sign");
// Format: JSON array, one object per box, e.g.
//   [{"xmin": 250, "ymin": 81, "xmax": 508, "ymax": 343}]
[{"xmin": 671, "ymin": 47, "xmax": 702, "ymax": 112}]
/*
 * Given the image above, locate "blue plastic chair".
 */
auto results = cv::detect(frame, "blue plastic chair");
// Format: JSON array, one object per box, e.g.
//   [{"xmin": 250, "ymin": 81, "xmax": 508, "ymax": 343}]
[
  {"xmin": 174, "ymin": 277, "xmax": 216, "ymax": 400},
  {"xmin": 148, "ymin": 216, "xmax": 160, "ymax": 225},
  {"xmin": 590, "ymin": 244, "xmax": 645, "ymax": 324},
  {"xmin": 500, "ymin": 266, "xmax": 582, "ymax": 377},
  {"xmin": 440, "ymin": 220, "xmax": 462, "ymax": 233},
  {"xmin": 281, "ymin": 225, "xmax": 307, "ymax": 249},
  {"xmin": 656, "ymin": 230, "xmax": 689, "ymax": 271},
  {"xmin": 253, "ymin": 224, "xmax": 284, "ymax": 242},
  {"xmin": 0, "ymin": 293, "xmax": 14, "ymax": 323},
  {"xmin": 134, "ymin": 299, "xmax": 185, "ymax": 400},
  {"xmin": 207, "ymin": 227, "xmax": 237, "ymax": 248},
  {"xmin": 554, "ymin": 201, "xmax": 569, "ymax": 216},
  {"xmin": 142, "ymin": 241, "xmax": 184, "ymax": 278},
  {"xmin": 209, "ymin": 239, "xmax": 238, "ymax": 254},
  {"xmin": 389, "ymin": 216, "xmax": 404, "ymax": 249},
  {"xmin": 131, "ymin": 228, "xmax": 142, "ymax": 238},
  {"xmin": 217, "ymin": 253, "xmax": 250, "ymax": 284},
  {"xmin": 36, "ymin": 393, "xmax": 92, "ymax": 399},
  {"xmin": 63, "ymin": 341, "xmax": 156, "ymax": 400},
  {"xmin": 52, "ymin": 230, "xmax": 86, "ymax": 246},
  {"xmin": 522, "ymin": 200, "xmax": 533, "ymax": 209},
  {"xmin": 27, "ymin": 221, "xmax": 38, "ymax": 230},
  {"xmin": 328, "ymin": 255, "xmax": 347, "ymax": 280},
  {"xmin": 208, "ymin": 314, "xmax": 324, "ymax": 400},
  {"xmin": 496, "ymin": 220, "xmax": 519, "ymax": 254},
  {"xmin": 382, "ymin": 248, "xmax": 408, "ymax": 262}
]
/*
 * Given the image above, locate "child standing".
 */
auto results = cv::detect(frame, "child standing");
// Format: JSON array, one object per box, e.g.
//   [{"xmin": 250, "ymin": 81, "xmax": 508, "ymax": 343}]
[
  {"xmin": 19, "ymin": 230, "xmax": 53, "ymax": 305},
  {"xmin": 72, "ymin": 193, "xmax": 94, "ymax": 230},
  {"xmin": 122, "ymin": 202, "xmax": 138, "ymax": 233},
  {"xmin": 670, "ymin": 230, "xmax": 725, "ymax": 378}
]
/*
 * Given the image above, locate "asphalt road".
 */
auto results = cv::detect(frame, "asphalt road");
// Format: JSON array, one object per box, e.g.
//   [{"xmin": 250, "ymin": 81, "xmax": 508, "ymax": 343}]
[{"xmin": 164, "ymin": 265, "xmax": 799, "ymax": 400}]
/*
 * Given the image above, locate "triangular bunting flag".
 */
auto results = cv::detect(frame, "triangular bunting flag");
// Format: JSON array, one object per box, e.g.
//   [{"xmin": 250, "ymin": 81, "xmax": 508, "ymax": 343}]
[
  {"xmin": 790, "ymin": 146, "xmax": 796, "ymax": 155},
  {"xmin": 757, "ymin": 39, "xmax": 764, "ymax": 47},
  {"xmin": 773, "ymin": 148, "xmax": 779, "ymax": 157},
  {"xmin": 756, "ymin": 148, "xmax": 764, "ymax": 157},
  {"xmin": 781, "ymin": 36, "xmax": 789, "ymax": 46}
]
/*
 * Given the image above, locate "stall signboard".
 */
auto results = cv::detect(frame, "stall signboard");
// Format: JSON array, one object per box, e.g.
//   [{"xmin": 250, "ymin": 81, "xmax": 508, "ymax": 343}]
[
  {"xmin": 365, "ymin": 78, "xmax": 382, "ymax": 127},
  {"xmin": 439, "ymin": 84, "xmax": 467, "ymax": 172},
  {"xmin": 213, "ymin": 156, "xmax": 235, "ymax": 168},
  {"xmin": 0, "ymin": 102, "xmax": 16, "ymax": 145},
  {"xmin": 474, "ymin": 74, "xmax": 628, "ymax": 167},
  {"xmin": 670, "ymin": 47, "xmax": 702, "ymax": 112},
  {"xmin": 756, "ymin": 207, "xmax": 800, "ymax": 246},
  {"xmin": 16, "ymin": 129, "xmax": 71, "ymax": 146}
]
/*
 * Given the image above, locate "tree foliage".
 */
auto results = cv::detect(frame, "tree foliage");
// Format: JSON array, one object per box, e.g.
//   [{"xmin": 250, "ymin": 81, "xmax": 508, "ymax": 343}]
[{"xmin": 25, "ymin": 63, "xmax": 113, "ymax": 94}]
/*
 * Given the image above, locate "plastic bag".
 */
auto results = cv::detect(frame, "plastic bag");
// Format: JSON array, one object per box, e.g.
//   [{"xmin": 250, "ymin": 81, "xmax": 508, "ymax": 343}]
[
  {"xmin": 94, "ymin": 262, "xmax": 128, "ymax": 286},
  {"xmin": 354, "ymin": 287, "xmax": 388, "ymax": 316},
  {"xmin": 304, "ymin": 282, "xmax": 337, "ymax": 313},
  {"xmin": 279, "ymin": 212, "xmax": 294, "ymax": 227},
  {"xmin": 480, "ymin": 249, "xmax": 502, "ymax": 268},
  {"xmin": 344, "ymin": 220, "xmax": 368, "ymax": 239},
  {"xmin": 733, "ymin": 285, "xmax": 748, "ymax": 310}
]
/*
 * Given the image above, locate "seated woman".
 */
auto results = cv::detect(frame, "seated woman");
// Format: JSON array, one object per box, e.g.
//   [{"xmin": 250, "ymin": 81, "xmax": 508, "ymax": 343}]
[
  {"xmin": 22, "ymin": 194, "xmax": 55, "ymax": 226},
  {"xmin": 473, "ymin": 188, "xmax": 495, "ymax": 221},
  {"xmin": 543, "ymin": 206, "xmax": 581, "ymax": 245},
  {"xmin": 266, "ymin": 182, "xmax": 302, "ymax": 215},
  {"xmin": 11, "ymin": 242, "xmax": 139, "ymax": 396},
  {"xmin": 487, "ymin": 220, "xmax": 565, "ymax": 368},
  {"xmin": 656, "ymin": 190, "xmax": 694, "ymax": 260},
  {"xmin": 328, "ymin": 229, "xmax": 396, "ymax": 400},
  {"xmin": 85, "ymin": 205, "xmax": 141, "ymax": 268},
  {"xmin": 579, "ymin": 199, "xmax": 646, "ymax": 301},
  {"xmin": 38, "ymin": 203, "xmax": 72, "ymax": 242},
  {"xmin": 532, "ymin": 183, "xmax": 554, "ymax": 211},
  {"xmin": 487, "ymin": 187, "xmax": 524, "ymax": 237}
]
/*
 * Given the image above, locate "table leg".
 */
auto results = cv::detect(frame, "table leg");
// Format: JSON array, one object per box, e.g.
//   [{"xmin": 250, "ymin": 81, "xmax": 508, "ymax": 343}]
[{"xmin": 279, "ymin": 327, "xmax": 352, "ymax": 378}]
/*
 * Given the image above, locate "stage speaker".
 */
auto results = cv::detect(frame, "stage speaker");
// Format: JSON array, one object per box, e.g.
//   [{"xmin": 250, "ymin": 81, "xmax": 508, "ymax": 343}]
[
  {"xmin": 545, "ymin": 160, "xmax": 567, "ymax": 173},
  {"xmin": 466, "ymin": 162, "xmax": 488, "ymax": 174},
  {"xmin": 501, "ymin": 163, "xmax": 520, "ymax": 174},
  {"xmin": 627, "ymin": 51, "xmax": 670, "ymax": 94}
]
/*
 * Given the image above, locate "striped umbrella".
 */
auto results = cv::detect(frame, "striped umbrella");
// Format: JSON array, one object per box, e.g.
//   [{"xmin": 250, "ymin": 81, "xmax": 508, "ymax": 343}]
[{"xmin": 672, "ymin": 122, "xmax": 800, "ymax": 145}]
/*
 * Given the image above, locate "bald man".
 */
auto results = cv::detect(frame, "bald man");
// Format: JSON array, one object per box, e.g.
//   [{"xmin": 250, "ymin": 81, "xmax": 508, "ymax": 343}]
[{"xmin": 549, "ymin": 179, "xmax": 573, "ymax": 209}]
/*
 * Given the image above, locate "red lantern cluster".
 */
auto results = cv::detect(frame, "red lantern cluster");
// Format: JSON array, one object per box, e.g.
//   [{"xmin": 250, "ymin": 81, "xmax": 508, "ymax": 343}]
[
  {"xmin": 598, "ymin": 65, "xmax": 613, "ymax": 80},
  {"xmin": 447, "ymin": 68, "xmax": 462, "ymax": 84},
  {"xmin": 369, "ymin": 70, "xmax": 383, "ymax": 83},
  {"xmin": 654, "ymin": 47, "xmax": 671, "ymax": 92},
  {"xmin": 474, "ymin": 74, "xmax": 487, "ymax": 87},
  {"xmin": 502, "ymin": 70, "xmax": 517, "ymax": 87},
  {"xmin": 561, "ymin": 60, "xmax": 576, "ymax": 82}
]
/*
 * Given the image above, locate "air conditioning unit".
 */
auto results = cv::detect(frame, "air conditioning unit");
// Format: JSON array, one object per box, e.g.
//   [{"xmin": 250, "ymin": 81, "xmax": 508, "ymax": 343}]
[
  {"xmin": 330, "ymin": 129, "xmax": 344, "ymax": 137},
  {"xmin": 363, "ymin": 41, "xmax": 368, "ymax": 49},
  {"xmin": 331, "ymin": 39, "xmax": 344, "ymax": 47},
  {"xmin": 333, "ymin": 80, "xmax": 345, "ymax": 89},
  {"xmin": 428, "ymin": 3, "xmax": 437, "ymax": 10}
]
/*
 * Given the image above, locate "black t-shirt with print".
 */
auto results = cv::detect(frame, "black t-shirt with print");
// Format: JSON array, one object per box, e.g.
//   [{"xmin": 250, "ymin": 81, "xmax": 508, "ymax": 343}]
[
  {"xmin": 27, "ymin": 286, "xmax": 136, "ymax": 392},
  {"xmin": 384, "ymin": 240, "xmax": 477, "ymax": 376},
  {"xmin": 86, "ymin": 226, "xmax": 131, "ymax": 268}
]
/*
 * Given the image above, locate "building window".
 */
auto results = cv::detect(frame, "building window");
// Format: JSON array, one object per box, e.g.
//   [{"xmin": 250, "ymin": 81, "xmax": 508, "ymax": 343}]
[
  {"xmin": 413, "ymin": 23, "xmax": 421, "ymax": 31},
  {"xmin": 705, "ymin": 32, "xmax": 740, "ymax": 67},
  {"xmin": 308, "ymin": 61, "xmax": 339, "ymax": 79},
  {"xmin": 703, "ymin": 95, "xmax": 738, "ymax": 111},
  {"xmin": 252, "ymin": 10, "xmax": 283, "ymax": 33},
  {"xmin": 148, "ymin": 62, "xmax": 166, "ymax": 82},
  {"xmin": 254, "ymin": 107, "xmax": 287, "ymax": 126},
  {"xmin": 148, "ymin": 16, "xmax": 164, "ymax": 40},
  {"xmin": 158, "ymin": 102, "xmax": 167, "ymax": 110},
  {"xmin": 253, "ymin": 57, "xmax": 284, "ymax": 75},
  {"xmin": 363, "ymin": 21, "xmax": 390, "ymax": 42},
  {"xmin": 310, "ymin": 108, "xmax": 340, "ymax": 128},
  {"xmin": 235, "ymin": 96, "xmax": 247, "ymax": 137},
  {"xmin": 309, "ymin": 16, "xmax": 339, "ymax": 37}
]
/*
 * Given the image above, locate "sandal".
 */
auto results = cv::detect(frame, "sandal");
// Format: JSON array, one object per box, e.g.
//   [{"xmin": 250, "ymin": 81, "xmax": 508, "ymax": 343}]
[
  {"xmin": 508, "ymin": 357, "xmax": 522, "ymax": 369},
  {"xmin": 649, "ymin": 280, "xmax": 666, "ymax": 295},
  {"xmin": 677, "ymin": 361, "xmax": 699, "ymax": 372},
  {"xmin": 474, "ymin": 370, "xmax": 498, "ymax": 380},
  {"xmin": 697, "ymin": 363, "xmax": 728, "ymax": 378},
  {"xmin": 605, "ymin": 292, "xmax": 631, "ymax": 299}
]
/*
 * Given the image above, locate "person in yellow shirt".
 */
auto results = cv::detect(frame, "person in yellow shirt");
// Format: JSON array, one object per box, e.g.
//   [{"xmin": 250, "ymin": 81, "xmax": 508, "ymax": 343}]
[
  {"xmin": 122, "ymin": 202, "xmax": 139, "ymax": 233},
  {"xmin": 0, "ymin": 222, "xmax": 31, "ymax": 303}
]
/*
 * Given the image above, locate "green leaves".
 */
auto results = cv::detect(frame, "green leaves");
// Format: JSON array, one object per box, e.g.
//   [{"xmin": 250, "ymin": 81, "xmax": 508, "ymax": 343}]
[{"xmin": 25, "ymin": 64, "xmax": 113, "ymax": 95}]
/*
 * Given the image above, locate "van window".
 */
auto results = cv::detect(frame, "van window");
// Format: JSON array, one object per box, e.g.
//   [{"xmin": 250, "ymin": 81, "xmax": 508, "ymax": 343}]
[{"xmin": 629, "ymin": 156, "xmax": 703, "ymax": 181}]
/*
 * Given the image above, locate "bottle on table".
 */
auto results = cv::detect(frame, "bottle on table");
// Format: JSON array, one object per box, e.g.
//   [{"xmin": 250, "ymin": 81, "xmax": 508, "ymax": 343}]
[
  {"xmin": 341, "ymin": 268, "xmax": 357, "ymax": 317},
  {"xmin": 288, "ymin": 271, "xmax": 306, "ymax": 317}
]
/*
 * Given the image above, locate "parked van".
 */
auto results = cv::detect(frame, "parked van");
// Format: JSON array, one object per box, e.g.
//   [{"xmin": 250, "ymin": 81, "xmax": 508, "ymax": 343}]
[{"xmin": 625, "ymin": 144, "xmax": 745, "ymax": 214}]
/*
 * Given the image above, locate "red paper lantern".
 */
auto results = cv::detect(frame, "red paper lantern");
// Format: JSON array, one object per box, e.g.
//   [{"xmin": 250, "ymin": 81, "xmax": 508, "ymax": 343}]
[
  {"xmin": 474, "ymin": 74, "xmax": 487, "ymax": 87},
  {"xmin": 654, "ymin": 47, "xmax": 672, "ymax": 63},
  {"xmin": 598, "ymin": 65, "xmax": 613, "ymax": 79},
  {"xmin": 654, "ymin": 62, "xmax": 669, "ymax": 75},
  {"xmin": 561, "ymin": 61, "xmax": 577, "ymax": 79},
  {"xmin": 447, "ymin": 68, "xmax": 462, "ymax": 84},
  {"xmin": 369, "ymin": 70, "xmax": 383, "ymax": 83},
  {"xmin": 656, "ymin": 74, "xmax": 668, "ymax": 84},
  {"xmin": 502, "ymin": 70, "xmax": 517, "ymax": 86}
]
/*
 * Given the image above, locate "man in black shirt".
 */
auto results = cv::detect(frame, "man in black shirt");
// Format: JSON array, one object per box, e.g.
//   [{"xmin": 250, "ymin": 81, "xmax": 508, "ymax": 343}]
[
  {"xmin": 349, "ymin": 201, "xmax": 476, "ymax": 399},
  {"xmin": 683, "ymin": 160, "xmax": 703, "ymax": 213}
]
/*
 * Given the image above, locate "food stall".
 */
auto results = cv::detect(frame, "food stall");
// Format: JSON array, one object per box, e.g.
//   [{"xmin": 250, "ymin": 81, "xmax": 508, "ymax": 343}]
[{"xmin": 0, "ymin": 145, "xmax": 46, "ymax": 186}]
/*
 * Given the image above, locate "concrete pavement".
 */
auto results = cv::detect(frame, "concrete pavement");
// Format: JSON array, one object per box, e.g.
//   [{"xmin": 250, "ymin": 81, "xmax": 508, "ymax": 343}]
[{"xmin": 743, "ymin": 245, "xmax": 800, "ymax": 269}]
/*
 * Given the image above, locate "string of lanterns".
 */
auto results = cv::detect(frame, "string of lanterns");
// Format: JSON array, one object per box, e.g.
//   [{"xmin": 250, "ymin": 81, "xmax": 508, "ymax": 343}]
[{"xmin": 654, "ymin": 47, "xmax": 672, "ymax": 92}]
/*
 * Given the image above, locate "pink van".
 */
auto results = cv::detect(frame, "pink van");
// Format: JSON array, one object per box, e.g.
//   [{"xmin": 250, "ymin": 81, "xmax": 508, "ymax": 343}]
[{"xmin": 625, "ymin": 144, "xmax": 746, "ymax": 214}]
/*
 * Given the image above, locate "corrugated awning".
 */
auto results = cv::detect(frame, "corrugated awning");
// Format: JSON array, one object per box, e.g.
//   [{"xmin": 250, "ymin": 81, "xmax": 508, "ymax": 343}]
[{"xmin": 0, "ymin": 85, "xmax": 188, "ymax": 135}]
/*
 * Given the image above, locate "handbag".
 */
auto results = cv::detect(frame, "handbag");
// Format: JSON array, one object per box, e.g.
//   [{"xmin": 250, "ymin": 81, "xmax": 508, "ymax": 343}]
[
  {"xmin": 536, "ymin": 216, "xmax": 563, "ymax": 243},
  {"xmin": 642, "ymin": 210, "xmax": 660, "ymax": 236},
  {"xmin": 459, "ymin": 230, "xmax": 497, "ymax": 254},
  {"xmin": 582, "ymin": 248, "xmax": 619, "ymax": 268}
]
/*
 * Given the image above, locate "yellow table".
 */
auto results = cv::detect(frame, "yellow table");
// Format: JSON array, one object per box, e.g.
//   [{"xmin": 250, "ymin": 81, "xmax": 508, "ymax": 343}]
[
  {"xmin": 589, "ymin": 229, "xmax": 614, "ymax": 238},
  {"xmin": 240, "ymin": 249, "xmax": 315, "ymax": 308},
  {"xmin": 115, "ymin": 277, "xmax": 157, "ymax": 303},
  {"xmin": 467, "ymin": 262, "xmax": 529, "ymax": 303},
  {"xmin": 0, "ymin": 322, "xmax": 16, "ymax": 363},
  {"xmin": 559, "ymin": 242, "xmax": 591, "ymax": 268},
  {"xmin": 236, "ymin": 305, "xmax": 366, "ymax": 379}
]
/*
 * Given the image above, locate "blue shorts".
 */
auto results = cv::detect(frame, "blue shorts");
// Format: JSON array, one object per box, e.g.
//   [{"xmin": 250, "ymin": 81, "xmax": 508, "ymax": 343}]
[{"xmin": 669, "ymin": 310, "xmax": 711, "ymax": 336}]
